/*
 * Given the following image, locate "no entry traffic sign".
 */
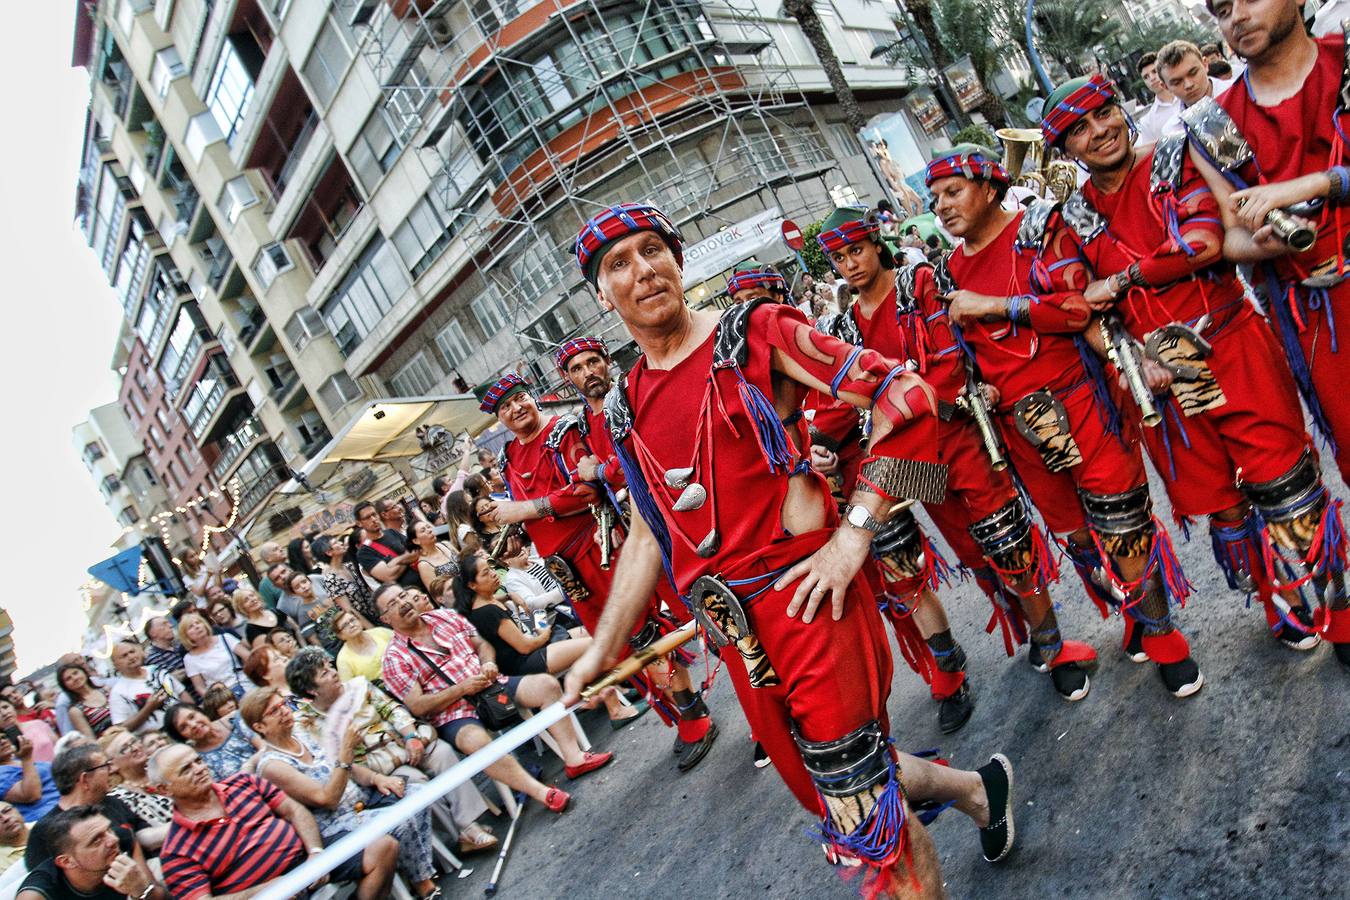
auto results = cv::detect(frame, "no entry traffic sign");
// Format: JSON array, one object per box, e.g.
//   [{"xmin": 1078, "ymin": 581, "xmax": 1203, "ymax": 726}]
[{"xmin": 781, "ymin": 219, "xmax": 804, "ymax": 251}]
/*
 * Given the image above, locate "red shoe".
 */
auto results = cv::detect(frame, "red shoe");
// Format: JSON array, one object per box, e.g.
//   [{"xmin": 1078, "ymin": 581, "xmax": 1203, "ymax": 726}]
[
  {"xmin": 564, "ymin": 751, "xmax": 614, "ymax": 780},
  {"xmin": 544, "ymin": 787, "xmax": 570, "ymax": 813}
]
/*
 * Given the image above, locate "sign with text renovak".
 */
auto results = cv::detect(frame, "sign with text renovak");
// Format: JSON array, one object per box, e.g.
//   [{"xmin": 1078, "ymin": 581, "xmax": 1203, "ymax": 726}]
[{"xmin": 681, "ymin": 207, "xmax": 783, "ymax": 288}]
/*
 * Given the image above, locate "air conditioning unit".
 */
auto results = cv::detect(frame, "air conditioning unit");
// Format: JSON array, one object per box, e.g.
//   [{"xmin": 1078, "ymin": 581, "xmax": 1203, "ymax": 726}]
[{"xmin": 348, "ymin": 0, "xmax": 379, "ymax": 25}]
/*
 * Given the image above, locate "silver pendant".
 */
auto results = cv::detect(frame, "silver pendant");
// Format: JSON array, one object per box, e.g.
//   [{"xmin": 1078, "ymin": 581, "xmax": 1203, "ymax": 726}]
[
  {"xmin": 695, "ymin": 529, "xmax": 721, "ymax": 558},
  {"xmin": 664, "ymin": 467, "xmax": 694, "ymax": 490},
  {"xmin": 672, "ymin": 483, "xmax": 707, "ymax": 512}
]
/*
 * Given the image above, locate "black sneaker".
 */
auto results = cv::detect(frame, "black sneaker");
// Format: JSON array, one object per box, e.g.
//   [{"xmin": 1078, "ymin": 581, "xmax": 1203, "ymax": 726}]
[
  {"xmin": 1027, "ymin": 643, "xmax": 1048, "ymax": 673},
  {"xmin": 676, "ymin": 720, "xmax": 719, "ymax": 772},
  {"xmin": 1159, "ymin": 656, "xmax": 1204, "ymax": 698},
  {"xmin": 1049, "ymin": 663, "xmax": 1091, "ymax": 702},
  {"xmin": 938, "ymin": 682, "xmax": 975, "ymax": 734},
  {"xmin": 672, "ymin": 733, "xmax": 686, "ymax": 755},
  {"xmin": 1278, "ymin": 606, "xmax": 1320, "ymax": 651},
  {"xmin": 975, "ymin": 753, "xmax": 1015, "ymax": 863},
  {"xmin": 1124, "ymin": 625, "xmax": 1148, "ymax": 663},
  {"xmin": 752, "ymin": 741, "xmax": 772, "ymax": 769}
]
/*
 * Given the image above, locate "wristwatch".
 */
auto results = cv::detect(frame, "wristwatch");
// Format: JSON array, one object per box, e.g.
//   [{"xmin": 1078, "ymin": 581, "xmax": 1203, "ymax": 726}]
[{"xmin": 844, "ymin": 504, "xmax": 884, "ymax": 533}]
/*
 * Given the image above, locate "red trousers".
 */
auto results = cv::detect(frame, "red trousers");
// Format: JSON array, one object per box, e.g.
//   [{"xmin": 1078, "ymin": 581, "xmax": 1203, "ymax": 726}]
[
  {"xmin": 1278, "ymin": 279, "xmax": 1350, "ymax": 482},
  {"xmin": 1141, "ymin": 312, "xmax": 1311, "ymax": 517},
  {"xmin": 925, "ymin": 417, "xmax": 1019, "ymax": 566},
  {"xmin": 711, "ymin": 532, "xmax": 894, "ymax": 813},
  {"xmin": 1002, "ymin": 380, "xmax": 1147, "ymax": 534}
]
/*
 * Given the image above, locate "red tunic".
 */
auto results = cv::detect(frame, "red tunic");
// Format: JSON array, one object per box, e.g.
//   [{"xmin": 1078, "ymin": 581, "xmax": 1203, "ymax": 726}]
[
  {"xmin": 619, "ymin": 301, "xmax": 936, "ymax": 814},
  {"xmin": 504, "ymin": 415, "xmax": 610, "ymax": 628},
  {"xmin": 1074, "ymin": 150, "xmax": 1310, "ymax": 514},
  {"xmin": 946, "ymin": 210, "xmax": 1092, "ymax": 409},
  {"xmin": 851, "ymin": 277, "xmax": 1013, "ymax": 564}
]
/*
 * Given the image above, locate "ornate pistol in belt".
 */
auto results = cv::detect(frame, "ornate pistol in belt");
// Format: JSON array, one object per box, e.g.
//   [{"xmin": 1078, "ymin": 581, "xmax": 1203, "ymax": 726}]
[
  {"xmin": 592, "ymin": 501, "xmax": 615, "ymax": 570},
  {"xmin": 1101, "ymin": 315, "xmax": 1161, "ymax": 427},
  {"xmin": 955, "ymin": 370, "xmax": 1007, "ymax": 471}
]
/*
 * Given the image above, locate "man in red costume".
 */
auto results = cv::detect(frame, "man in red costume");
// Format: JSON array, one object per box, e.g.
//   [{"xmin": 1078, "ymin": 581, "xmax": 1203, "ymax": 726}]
[
  {"xmin": 551, "ymin": 338, "xmax": 726, "ymax": 769},
  {"xmin": 1042, "ymin": 72, "xmax": 1345, "ymax": 660},
  {"xmin": 926, "ymin": 145, "xmax": 1205, "ymax": 698},
  {"xmin": 477, "ymin": 375, "xmax": 718, "ymax": 769},
  {"xmin": 562, "ymin": 202, "xmax": 1017, "ymax": 897},
  {"xmin": 1181, "ymin": 0, "xmax": 1350, "ymax": 664},
  {"xmin": 813, "ymin": 204, "xmax": 1096, "ymax": 708}
]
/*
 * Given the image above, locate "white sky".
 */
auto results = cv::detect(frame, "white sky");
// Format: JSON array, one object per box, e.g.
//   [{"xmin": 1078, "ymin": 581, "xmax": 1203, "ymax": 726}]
[{"xmin": 0, "ymin": 6, "xmax": 132, "ymax": 676}]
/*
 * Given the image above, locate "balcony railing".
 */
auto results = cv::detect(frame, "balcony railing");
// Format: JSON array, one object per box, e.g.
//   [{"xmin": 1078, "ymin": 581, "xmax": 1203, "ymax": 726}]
[
  {"xmin": 189, "ymin": 380, "xmax": 229, "ymax": 441},
  {"xmin": 238, "ymin": 464, "xmax": 287, "ymax": 515},
  {"xmin": 211, "ymin": 416, "xmax": 266, "ymax": 482},
  {"xmin": 274, "ymin": 112, "xmax": 319, "ymax": 197}
]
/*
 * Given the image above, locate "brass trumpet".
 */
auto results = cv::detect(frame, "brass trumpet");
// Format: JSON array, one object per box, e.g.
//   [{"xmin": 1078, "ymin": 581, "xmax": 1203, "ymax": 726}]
[
  {"xmin": 998, "ymin": 127, "xmax": 1078, "ymax": 203},
  {"xmin": 1102, "ymin": 316, "xmax": 1161, "ymax": 427}
]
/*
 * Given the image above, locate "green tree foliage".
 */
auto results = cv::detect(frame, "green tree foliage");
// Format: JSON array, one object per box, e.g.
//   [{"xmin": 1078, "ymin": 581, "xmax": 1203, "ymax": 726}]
[
  {"xmin": 951, "ymin": 124, "xmax": 1000, "ymax": 149},
  {"xmin": 800, "ymin": 222, "xmax": 831, "ymax": 278},
  {"xmin": 1032, "ymin": 0, "xmax": 1122, "ymax": 76}
]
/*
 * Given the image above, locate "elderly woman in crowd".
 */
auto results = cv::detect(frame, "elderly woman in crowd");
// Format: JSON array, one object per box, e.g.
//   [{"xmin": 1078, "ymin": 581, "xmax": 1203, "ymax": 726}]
[
  {"xmin": 163, "ymin": 702, "xmax": 259, "ymax": 780},
  {"xmin": 179, "ymin": 612, "xmax": 250, "ymax": 698},
  {"xmin": 234, "ymin": 585, "xmax": 282, "ymax": 645},
  {"xmin": 0, "ymin": 733, "xmax": 58, "ymax": 820},
  {"xmin": 333, "ymin": 609, "xmax": 395, "ymax": 684},
  {"xmin": 98, "ymin": 727, "xmax": 174, "ymax": 827},
  {"xmin": 139, "ymin": 730, "xmax": 170, "ymax": 756},
  {"xmin": 241, "ymin": 686, "xmax": 442, "ymax": 899},
  {"xmin": 286, "ymin": 649, "xmax": 498, "ymax": 855},
  {"xmin": 57, "ymin": 663, "xmax": 112, "ymax": 739}
]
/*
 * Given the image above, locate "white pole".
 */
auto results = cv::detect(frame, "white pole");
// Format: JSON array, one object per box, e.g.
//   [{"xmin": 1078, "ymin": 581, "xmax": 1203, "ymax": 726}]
[{"xmin": 255, "ymin": 702, "xmax": 570, "ymax": 900}]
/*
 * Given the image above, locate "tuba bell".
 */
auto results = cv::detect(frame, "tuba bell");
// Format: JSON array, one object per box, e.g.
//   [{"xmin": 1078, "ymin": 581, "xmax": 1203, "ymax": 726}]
[{"xmin": 996, "ymin": 127, "xmax": 1078, "ymax": 203}]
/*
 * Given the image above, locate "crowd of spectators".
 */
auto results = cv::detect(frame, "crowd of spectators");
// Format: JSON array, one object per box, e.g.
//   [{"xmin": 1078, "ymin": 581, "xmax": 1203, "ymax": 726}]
[{"xmin": 5, "ymin": 480, "xmax": 629, "ymax": 898}]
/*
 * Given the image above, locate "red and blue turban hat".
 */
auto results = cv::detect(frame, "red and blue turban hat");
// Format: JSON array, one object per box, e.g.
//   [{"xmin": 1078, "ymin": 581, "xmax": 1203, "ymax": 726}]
[
  {"xmin": 478, "ymin": 373, "xmax": 530, "ymax": 414},
  {"xmin": 553, "ymin": 336, "xmax": 608, "ymax": 373},
  {"xmin": 574, "ymin": 203, "xmax": 684, "ymax": 286},
  {"xmin": 726, "ymin": 262, "xmax": 788, "ymax": 297},
  {"xmin": 924, "ymin": 143, "xmax": 1010, "ymax": 188},
  {"xmin": 1041, "ymin": 74, "xmax": 1118, "ymax": 148}
]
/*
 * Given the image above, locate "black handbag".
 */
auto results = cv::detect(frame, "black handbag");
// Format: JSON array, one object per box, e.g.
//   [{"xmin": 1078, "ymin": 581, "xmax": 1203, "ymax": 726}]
[{"xmin": 407, "ymin": 642, "xmax": 522, "ymax": 731}]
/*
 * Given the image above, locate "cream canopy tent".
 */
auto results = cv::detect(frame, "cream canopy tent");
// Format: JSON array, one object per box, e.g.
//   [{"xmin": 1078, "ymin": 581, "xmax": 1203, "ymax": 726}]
[{"xmin": 238, "ymin": 395, "xmax": 497, "ymax": 547}]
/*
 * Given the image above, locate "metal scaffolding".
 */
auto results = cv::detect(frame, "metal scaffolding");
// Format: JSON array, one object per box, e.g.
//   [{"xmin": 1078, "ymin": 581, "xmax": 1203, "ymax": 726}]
[{"xmin": 336, "ymin": 0, "xmax": 849, "ymax": 386}]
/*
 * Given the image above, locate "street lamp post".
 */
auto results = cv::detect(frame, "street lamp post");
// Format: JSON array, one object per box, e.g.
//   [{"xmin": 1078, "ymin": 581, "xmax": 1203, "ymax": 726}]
[
  {"xmin": 1025, "ymin": 0, "xmax": 1055, "ymax": 94},
  {"xmin": 875, "ymin": 1, "xmax": 972, "ymax": 128}
]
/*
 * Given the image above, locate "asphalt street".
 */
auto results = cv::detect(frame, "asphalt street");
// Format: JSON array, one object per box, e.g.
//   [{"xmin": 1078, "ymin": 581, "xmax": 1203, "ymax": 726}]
[{"xmin": 444, "ymin": 462, "xmax": 1350, "ymax": 900}]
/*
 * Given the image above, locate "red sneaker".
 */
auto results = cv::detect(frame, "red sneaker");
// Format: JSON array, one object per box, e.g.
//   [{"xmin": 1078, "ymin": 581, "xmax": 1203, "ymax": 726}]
[
  {"xmin": 563, "ymin": 751, "xmax": 614, "ymax": 780},
  {"xmin": 543, "ymin": 787, "xmax": 570, "ymax": 813}
]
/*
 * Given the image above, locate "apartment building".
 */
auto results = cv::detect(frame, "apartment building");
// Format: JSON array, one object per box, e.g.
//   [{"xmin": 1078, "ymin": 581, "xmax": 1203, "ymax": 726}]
[
  {"xmin": 73, "ymin": 401, "xmax": 173, "ymax": 550},
  {"xmin": 75, "ymin": 0, "xmax": 920, "ymax": 545}
]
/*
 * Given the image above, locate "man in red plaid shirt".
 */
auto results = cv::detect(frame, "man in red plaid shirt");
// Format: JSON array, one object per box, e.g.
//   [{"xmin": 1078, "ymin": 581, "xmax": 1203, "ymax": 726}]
[{"xmin": 376, "ymin": 588, "xmax": 612, "ymax": 813}]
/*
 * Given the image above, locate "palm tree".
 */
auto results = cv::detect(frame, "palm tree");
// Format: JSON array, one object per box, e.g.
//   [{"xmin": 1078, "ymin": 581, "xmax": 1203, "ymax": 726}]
[
  {"xmin": 1033, "ymin": 0, "xmax": 1123, "ymax": 77},
  {"xmin": 783, "ymin": 0, "xmax": 867, "ymax": 132}
]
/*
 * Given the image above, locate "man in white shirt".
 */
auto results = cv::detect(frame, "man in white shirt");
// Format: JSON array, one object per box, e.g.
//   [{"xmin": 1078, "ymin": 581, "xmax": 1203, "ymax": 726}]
[
  {"xmin": 1134, "ymin": 52, "xmax": 1184, "ymax": 145},
  {"xmin": 107, "ymin": 642, "xmax": 187, "ymax": 734},
  {"xmin": 1159, "ymin": 40, "xmax": 1235, "ymax": 111}
]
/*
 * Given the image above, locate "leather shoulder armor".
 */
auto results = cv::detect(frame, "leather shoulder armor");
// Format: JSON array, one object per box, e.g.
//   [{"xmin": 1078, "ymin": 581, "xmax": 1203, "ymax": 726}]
[
  {"xmin": 713, "ymin": 297, "xmax": 777, "ymax": 368},
  {"xmin": 1015, "ymin": 198, "xmax": 1058, "ymax": 252},
  {"xmin": 1060, "ymin": 190, "xmax": 1108, "ymax": 244},
  {"xmin": 603, "ymin": 375, "xmax": 635, "ymax": 443},
  {"xmin": 543, "ymin": 414, "xmax": 581, "ymax": 451}
]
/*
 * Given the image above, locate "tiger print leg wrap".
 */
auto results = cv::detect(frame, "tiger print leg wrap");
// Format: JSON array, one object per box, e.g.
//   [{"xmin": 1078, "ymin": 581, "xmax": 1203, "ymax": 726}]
[
  {"xmin": 1242, "ymin": 450, "xmax": 1348, "ymax": 616},
  {"xmin": 1080, "ymin": 486, "xmax": 1188, "ymax": 637},
  {"xmin": 796, "ymin": 721, "xmax": 908, "ymax": 868}
]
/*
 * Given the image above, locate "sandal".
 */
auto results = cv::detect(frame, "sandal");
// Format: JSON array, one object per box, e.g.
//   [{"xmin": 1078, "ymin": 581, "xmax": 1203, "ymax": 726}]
[{"xmin": 458, "ymin": 828, "xmax": 500, "ymax": 855}]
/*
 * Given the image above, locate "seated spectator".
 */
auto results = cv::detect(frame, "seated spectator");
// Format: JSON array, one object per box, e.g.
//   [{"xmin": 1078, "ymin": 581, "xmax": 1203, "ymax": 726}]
[
  {"xmin": 255, "ymin": 541, "xmax": 288, "ymax": 611},
  {"xmin": 314, "ymin": 534, "xmax": 376, "ymax": 625},
  {"xmin": 354, "ymin": 501, "xmax": 423, "ymax": 589},
  {"xmin": 286, "ymin": 573, "xmax": 342, "ymax": 653},
  {"xmin": 162, "ymin": 704, "xmax": 259, "ymax": 781},
  {"xmin": 0, "ymin": 701, "xmax": 55, "ymax": 764},
  {"xmin": 243, "ymin": 645, "xmax": 294, "ymax": 696},
  {"xmin": 57, "ymin": 664, "xmax": 112, "ymax": 740},
  {"xmin": 138, "ymin": 732, "xmax": 169, "ymax": 757},
  {"xmin": 332, "ymin": 610, "xmax": 394, "ymax": 684},
  {"xmin": 17, "ymin": 806, "xmax": 164, "ymax": 900},
  {"xmin": 108, "ymin": 642, "xmax": 187, "ymax": 734},
  {"xmin": 25, "ymin": 743, "xmax": 162, "ymax": 865},
  {"xmin": 285, "ymin": 650, "xmax": 498, "ymax": 855},
  {"xmin": 268, "ymin": 629, "xmax": 300, "ymax": 659},
  {"xmin": 496, "ymin": 547, "xmax": 566, "ymax": 613},
  {"xmin": 198, "ymin": 685, "xmax": 238, "ymax": 721},
  {"xmin": 234, "ymin": 585, "xmax": 281, "ymax": 646},
  {"xmin": 377, "ymin": 588, "xmax": 608, "ymax": 812},
  {"xmin": 0, "ymin": 734, "xmax": 58, "ymax": 820},
  {"xmin": 1, "ymin": 686, "xmax": 57, "ymax": 735},
  {"xmin": 141, "ymin": 619, "xmax": 188, "ymax": 689},
  {"xmin": 409, "ymin": 519, "xmax": 458, "ymax": 591},
  {"xmin": 470, "ymin": 495, "xmax": 505, "ymax": 549},
  {"xmin": 265, "ymin": 562, "xmax": 327, "ymax": 630},
  {"xmin": 178, "ymin": 613, "xmax": 249, "ymax": 699},
  {"xmin": 240, "ymin": 687, "xmax": 438, "ymax": 898},
  {"xmin": 205, "ymin": 597, "xmax": 248, "ymax": 645},
  {"xmin": 179, "ymin": 547, "xmax": 223, "ymax": 605},
  {"xmin": 454, "ymin": 554, "xmax": 593, "ymax": 678},
  {"xmin": 98, "ymin": 729, "xmax": 173, "ymax": 829},
  {"xmin": 50, "ymin": 654, "xmax": 111, "ymax": 737},
  {"xmin": 418, "ymin": 495, "xmax": 444, "ymax": 526},
  {"xmin": 0, "ymin": 802, "xmax": 27, "ymax": 874},
  {"xmin": 152, "ymin": 743, "xmax": 396, "ymax": 900},
  {"xmin": 441, "ymin": 490, "xmax": 480, "ymax": 554}
]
